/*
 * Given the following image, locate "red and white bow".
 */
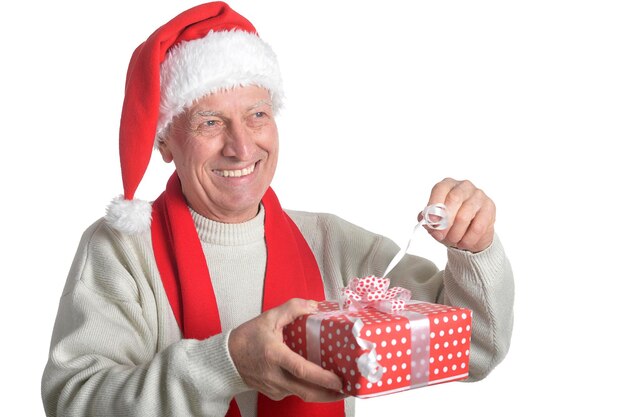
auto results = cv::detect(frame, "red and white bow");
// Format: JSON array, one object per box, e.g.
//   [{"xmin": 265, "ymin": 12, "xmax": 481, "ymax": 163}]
[{"xmin": 341, "ymin": 276, "xmax": 412, "ymax": 313}]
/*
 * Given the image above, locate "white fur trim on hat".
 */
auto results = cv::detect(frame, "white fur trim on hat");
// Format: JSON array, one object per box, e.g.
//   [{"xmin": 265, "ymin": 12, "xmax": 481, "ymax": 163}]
[
  {"xmin": 105, "ymin": 196, "xmax": 152, "ymax": 234},
  {"xmin": 157, "ymin": 30, "xmax": 284, "ymax": 145}
]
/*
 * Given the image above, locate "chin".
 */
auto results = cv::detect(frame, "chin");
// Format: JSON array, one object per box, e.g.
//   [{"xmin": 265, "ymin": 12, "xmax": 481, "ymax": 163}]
[{"xmin": 220, "ymin": 191, "xmax": 265, "ymax": 220}]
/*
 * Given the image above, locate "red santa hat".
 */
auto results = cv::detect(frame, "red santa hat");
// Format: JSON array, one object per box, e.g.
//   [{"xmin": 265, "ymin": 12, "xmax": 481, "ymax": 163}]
[{"xmin": 104, "ymin": 2, "xmax": 283, "ymax": 234}]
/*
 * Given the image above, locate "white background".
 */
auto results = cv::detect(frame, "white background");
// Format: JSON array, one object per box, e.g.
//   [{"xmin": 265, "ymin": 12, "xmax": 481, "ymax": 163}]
[{"xmin": 1, "ymin": 0, "xmax": 624, "ymax": 415}]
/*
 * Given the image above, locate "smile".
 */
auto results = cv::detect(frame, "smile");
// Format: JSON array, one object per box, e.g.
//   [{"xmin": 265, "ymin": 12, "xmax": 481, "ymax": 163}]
[{"xmin": 213, "ymin": 163, "xmax": 256, "ymax": 178}]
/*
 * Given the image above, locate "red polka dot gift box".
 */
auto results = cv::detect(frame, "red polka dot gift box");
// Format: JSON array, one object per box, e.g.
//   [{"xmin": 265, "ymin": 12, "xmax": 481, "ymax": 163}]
[{"xmin": 283, "ymin": 276, "xmax": 473, "ymax": 398}]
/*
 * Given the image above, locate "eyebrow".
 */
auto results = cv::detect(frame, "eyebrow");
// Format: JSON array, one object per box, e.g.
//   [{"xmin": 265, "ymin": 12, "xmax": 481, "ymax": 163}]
[
  {"xmin": 248, "ymin": 99, "xmax": 273, "ymax": 111},
  {"xmin": 194, "ymin": 110, "xmax": 220, "ymax": 118},
  {"xmin": 186, "ymin": 110, "xmax": 220, "ymax": 129},
  {"xmin": 191, "ymin": 100, "xmax": 273, "ymax": 119}
]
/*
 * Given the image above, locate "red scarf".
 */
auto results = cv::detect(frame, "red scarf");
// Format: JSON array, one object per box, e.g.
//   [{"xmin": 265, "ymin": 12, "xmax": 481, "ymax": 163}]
[{"xmin": 151, "ymin": 173, "xmax": 344, "ymax": 417}]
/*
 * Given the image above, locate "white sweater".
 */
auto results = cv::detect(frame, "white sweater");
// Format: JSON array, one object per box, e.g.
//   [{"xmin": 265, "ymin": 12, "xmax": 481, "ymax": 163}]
[{"xmin": 42, "ymin": 206, "xmax": 514, "ymax": 417}]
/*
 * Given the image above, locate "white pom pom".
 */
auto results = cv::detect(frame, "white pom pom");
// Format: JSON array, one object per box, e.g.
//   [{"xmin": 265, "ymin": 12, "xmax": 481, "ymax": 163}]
[{"xmin": 105, "ymin": 196, "xmax": 152, "ymax": 234}]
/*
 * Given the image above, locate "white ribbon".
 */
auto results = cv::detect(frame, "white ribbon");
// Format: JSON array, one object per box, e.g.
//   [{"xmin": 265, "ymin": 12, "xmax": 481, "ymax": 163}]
[
  {"xmin": 400, "ymin": 304, "xmax": 432, "ymax": 388},
  {"xmin": 382, "ymin": 203, "xmax": 449, "ymax": 278},
  {"xmin": 305, "ymin": 310, "xmax": 346, "ymax": 367},
  {"xmin": 305, "ymin": 308, "xmax": 385, "ymax": 384},
  {"xmin": 352, "ymin": 317, "xmax": 384, "ymax": 383}
]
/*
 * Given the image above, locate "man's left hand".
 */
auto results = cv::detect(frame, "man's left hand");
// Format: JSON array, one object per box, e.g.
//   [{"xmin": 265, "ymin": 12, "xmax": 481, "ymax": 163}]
[{"xmin": 425, "ymin": 177, "xmax": 496, "ymax": 253}]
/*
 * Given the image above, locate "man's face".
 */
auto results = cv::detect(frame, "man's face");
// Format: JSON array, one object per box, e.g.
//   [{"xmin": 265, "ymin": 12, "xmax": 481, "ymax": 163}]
[{"xmin": 158, "ymin": 85, "xmax": 279, "ymax": 223}]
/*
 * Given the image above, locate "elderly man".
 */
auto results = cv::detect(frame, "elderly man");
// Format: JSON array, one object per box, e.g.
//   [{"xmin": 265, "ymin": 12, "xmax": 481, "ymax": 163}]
[{"xmin": 41, "ymin": 2, "xmax": 514, "ymax": 417}]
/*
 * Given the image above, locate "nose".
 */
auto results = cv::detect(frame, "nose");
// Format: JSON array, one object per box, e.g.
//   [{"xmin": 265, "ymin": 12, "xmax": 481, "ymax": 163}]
[{"xmin": 222, "ymin": 120, "xmax": 255, "ymax": 160}]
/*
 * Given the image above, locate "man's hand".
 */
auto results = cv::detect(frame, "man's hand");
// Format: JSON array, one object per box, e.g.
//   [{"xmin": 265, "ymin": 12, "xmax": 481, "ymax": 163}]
[
  {"xmin": 426, "ymin": 178, "xmax": 496, "ymax": 253},
  {"xmin": 228, "ymin": 298, "xmax": 345, "ymax": 402}
]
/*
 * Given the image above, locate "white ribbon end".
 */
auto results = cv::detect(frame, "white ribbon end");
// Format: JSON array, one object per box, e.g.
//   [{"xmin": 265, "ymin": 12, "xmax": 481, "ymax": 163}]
[
  {"xmin": 422, "ymin": 203, "xmax": 449, "ymax": 230},
  {"xmin": 357, "ymin": 349, "xmax": 385, "ymax": 383}
]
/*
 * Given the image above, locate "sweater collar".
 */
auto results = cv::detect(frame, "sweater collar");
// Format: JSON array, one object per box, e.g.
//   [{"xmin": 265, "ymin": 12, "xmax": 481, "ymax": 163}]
[{"xmin": 189, "ymin": 204, "xmax": 266, "ymax": 245}]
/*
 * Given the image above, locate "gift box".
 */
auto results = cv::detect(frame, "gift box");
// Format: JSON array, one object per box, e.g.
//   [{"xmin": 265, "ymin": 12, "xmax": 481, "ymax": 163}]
[{"xmin": 283, "ymin": 276, "xmax": 472, "ymax": 398}]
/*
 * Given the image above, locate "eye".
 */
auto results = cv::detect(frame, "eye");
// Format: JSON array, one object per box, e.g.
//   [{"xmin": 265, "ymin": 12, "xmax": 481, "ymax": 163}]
[
  {"xmin": 196, "ymin": 118, "xmax": 222, "ymax": 133},
  {"xmin": 187, "ymin": 116, "xmax": 223, "ymax": 138},
  {"xmin": 247, "ymin": 110, "xmax": 272, "ymax": 128}
]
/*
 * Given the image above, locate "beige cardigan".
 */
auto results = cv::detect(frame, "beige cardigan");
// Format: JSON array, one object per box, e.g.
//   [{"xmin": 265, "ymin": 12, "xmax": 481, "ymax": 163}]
[{"xmin": 42, "ymin": 206, "xmax": 514, "ymax": 417}]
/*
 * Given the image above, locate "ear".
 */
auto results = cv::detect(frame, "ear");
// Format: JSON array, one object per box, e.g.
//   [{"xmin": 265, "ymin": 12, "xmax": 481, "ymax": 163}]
[{"xmin": 157, "ymin": 139, "xmax": 174, "ymax": 163}]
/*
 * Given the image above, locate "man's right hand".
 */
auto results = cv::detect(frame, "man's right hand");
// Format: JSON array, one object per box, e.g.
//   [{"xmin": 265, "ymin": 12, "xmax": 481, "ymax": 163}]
[{"xmin": 228, "ymin": 298, "xmax": 345, "ymax": 402}]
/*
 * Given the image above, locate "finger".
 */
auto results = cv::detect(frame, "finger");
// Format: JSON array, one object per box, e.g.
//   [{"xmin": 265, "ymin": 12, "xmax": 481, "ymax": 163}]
[
  {"xmin": 457, "ymin": 222, "xmax": 494, "ymax": 252},
  {"xmin": 441, "ymin": 187, "xmax": 496, "ymax": 251},
  {"xmin": 423, "ymin": 178, "xmax": 456, "ymax": 239},
  {"xmin": 279, "ymin": 371, "xmax": 348, "ymax": 403},
  {"xmin": 276, "ymin": 344, "xmax": 343, "ymax": 391},
  {"xmin": 244, "ymin": 364, "xmax": 344, "ymax": 403},
  {"xmin": 252, "ymin": 344, "xmax": 345, "ymax": 402},
  {"xmin": 456, "ymin": 206, "xmax": 496, "ymax": 252},
  {"xmin": 427, "ymin": 177, "xmax": 457, "ymax": 208},
  {"xmin": 443, "ymin": 192, "xmax": 482, "ymax": 246},
  {"xmin": 277, "ymin": 371, "xmax": 346, "ymax": 402},
  {"xmin": 268, "ymin": 298, "xmax": 319, "ymax": 330},
  {"xmin": 427, "ymin": 179, "xmax": 475, "ymax": 240}
]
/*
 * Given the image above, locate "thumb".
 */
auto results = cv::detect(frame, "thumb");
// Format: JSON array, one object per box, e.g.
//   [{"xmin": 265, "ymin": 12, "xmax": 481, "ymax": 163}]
[
  {"xmin": 425, "ymin": 225, "xmax": 446, "ymax": 242},
  {"xmin": 272, "ymin": 298, "xmax": 319, "ymax": 329}
]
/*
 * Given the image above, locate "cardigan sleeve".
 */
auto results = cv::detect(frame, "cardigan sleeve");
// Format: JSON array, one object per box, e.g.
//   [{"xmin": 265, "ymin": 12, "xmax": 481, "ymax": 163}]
[{"xmin": 41, "ymin": 220, "xmax": 248, "ymax": 417}]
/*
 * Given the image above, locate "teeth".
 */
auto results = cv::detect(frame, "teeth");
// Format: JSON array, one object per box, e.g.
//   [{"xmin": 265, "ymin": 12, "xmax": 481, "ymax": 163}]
[{"xmin": 215, "ymin": 164, "xmax": 255, "ymax": 178}]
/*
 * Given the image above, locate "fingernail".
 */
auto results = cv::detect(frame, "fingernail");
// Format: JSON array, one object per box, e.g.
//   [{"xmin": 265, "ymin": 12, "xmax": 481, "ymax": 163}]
[{"xmin": 308, "ymin": 300, "xmax": 319, "ymax": 312}]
